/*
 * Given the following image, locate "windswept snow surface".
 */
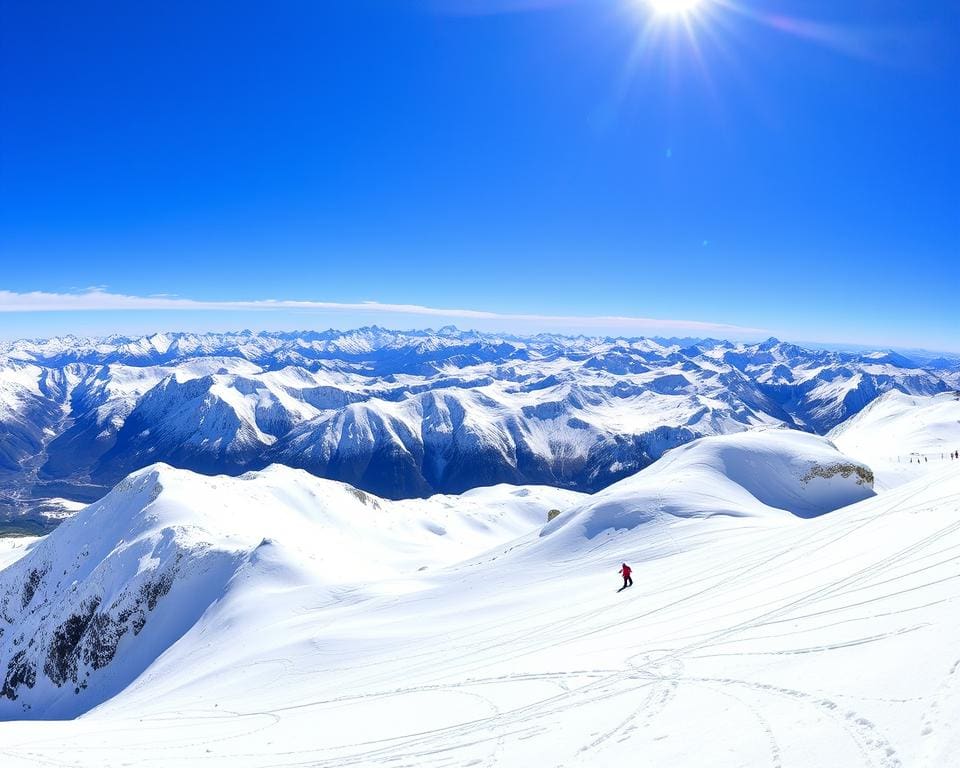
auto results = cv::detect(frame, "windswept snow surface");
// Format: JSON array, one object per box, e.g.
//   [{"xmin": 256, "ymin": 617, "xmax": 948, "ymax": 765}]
[
  {"xmin": 539, "ymin": 430, "xmax": 875, "ymax": 552},
  {"xmin": 830, "ymin": 391, "xmax": 960, "ymax": 489},
  {"xmin": 0, "ymin": 465, "xmax": 581, "ymax": 719},
  {"xmin": 0, "ymin": 537, "xmax": 38, "ymax": 571},
  {"xmin": 7, "ymin": 431, "xmax": 960, "ymax": 765}
]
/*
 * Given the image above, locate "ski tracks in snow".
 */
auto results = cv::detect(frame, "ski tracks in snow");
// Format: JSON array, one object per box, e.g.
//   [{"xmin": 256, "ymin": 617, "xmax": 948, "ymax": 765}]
[{"xmin": 249, "ymin": 486, "xmax": 954, "ymax": 767}]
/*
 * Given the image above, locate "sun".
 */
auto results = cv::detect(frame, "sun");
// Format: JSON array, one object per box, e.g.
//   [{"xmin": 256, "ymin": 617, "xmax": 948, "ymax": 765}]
[{"xmin": 646, "ymin": 0, "xmax": 705, "ymax": 16}]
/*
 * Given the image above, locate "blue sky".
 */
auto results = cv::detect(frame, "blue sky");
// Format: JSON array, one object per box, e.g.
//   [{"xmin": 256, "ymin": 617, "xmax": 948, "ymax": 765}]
[{"xmin": 1, "ymin": 0, "xmax": 958, "ymax": 349}]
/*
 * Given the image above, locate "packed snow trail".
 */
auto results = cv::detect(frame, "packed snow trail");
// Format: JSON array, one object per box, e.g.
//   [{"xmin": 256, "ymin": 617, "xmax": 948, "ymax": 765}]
[{"xmin": 1, "ymin": 432, "xmax": 959, "ymax": 766}]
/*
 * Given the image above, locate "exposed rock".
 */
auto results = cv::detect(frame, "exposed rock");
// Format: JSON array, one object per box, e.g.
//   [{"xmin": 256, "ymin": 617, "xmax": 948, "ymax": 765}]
[
  {"xmin": 21, "ymin": 566, "xmax": 48, "ymax": 610},
  {"xmin": 1, "ymin": 650, "xmax": 36, "ymax": 701},
  {"xmin": 43, "ymin": 597, "xmax": 101, "ymax": 687},
  {"xmin": 802, "ymin": 463, "xmax": 874, "ymax": 487}
]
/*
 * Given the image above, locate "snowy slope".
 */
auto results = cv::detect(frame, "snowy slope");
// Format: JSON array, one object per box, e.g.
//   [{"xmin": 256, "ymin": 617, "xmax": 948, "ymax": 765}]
[
  {"xmin": 0, "ymin": 465, "xmax": 581, "ymax": 718},
  {"xmin": 0, "ymin": 538, "xmax": 38, "ymax": 571},
  {"xmin": 829, "ymin": 391, "xmax": 960, "ymax": 489},
  {"xmin": 7, "ymin": 430, "xmax": 958, "ymax": 767},
  {"xmin": 539, "ymin": 430, "xmax": 875, "ymax": 555}
]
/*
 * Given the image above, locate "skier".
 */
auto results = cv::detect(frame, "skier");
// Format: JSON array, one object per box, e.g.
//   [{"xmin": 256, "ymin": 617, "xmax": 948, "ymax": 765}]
[{"xmin": 618, "ymin": 562, "xmax": 633, "ymax": 592}]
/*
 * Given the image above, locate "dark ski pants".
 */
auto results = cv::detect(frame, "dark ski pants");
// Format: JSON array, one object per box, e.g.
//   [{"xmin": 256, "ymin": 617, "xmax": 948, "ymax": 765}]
[{"xmin": 622, "ymin": 576, "xmax": 632, "ymax": 589}]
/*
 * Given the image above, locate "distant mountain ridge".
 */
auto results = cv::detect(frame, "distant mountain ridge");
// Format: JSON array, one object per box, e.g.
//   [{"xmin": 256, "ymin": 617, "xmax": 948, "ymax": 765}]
[{"xmin": 0, "ymin": 328, "xmax": 955, "ymax": 524}]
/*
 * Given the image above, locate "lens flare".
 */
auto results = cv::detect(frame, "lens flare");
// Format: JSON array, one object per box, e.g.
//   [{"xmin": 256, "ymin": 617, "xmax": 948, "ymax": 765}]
[{"xmin": 647, "ymin": 0, "xmax": 704, "ymax": 16}]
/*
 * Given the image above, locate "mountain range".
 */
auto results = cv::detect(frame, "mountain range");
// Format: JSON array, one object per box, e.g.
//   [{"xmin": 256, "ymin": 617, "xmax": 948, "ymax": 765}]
[{"xmin": 0, "ymin": 328, "xmax": 956, "ymax": 526}]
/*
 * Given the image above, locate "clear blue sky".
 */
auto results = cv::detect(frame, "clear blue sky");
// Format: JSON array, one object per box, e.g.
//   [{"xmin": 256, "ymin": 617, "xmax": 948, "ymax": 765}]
[{"xmin": 1, "ymin": 0, "xmax": 958, "ymax": 349}]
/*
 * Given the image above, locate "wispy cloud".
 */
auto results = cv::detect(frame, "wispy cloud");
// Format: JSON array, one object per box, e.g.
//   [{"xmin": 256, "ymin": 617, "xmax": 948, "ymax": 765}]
[{"xmin": 0, "ymin": 289, "xmax": 767, "ymax": 336}]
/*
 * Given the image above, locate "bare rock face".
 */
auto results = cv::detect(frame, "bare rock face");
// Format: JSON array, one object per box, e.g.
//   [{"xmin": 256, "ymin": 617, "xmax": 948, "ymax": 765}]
[
  {"xmin": 1, "ymin": 555, "xmax": 181, "ymax": 707},
  {"xmin": 802, "ymin": 463, "xmax": 875, "ymax": 487},
  {"xmin": 1, "ymin": 650, "xmax": 35, "ymax": 701}
]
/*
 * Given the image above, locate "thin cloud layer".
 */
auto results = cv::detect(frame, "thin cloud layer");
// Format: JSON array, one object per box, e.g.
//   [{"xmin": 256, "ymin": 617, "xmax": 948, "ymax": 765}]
[{"xmin": 0, "ymin": 289, "xmax": 766, "ymax": 335}]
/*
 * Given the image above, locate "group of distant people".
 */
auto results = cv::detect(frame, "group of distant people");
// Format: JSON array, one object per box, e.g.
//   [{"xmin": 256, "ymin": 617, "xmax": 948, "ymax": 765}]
[{"xmin": 902, "ymin": 452, "xmax": 959, "ymax": 462}]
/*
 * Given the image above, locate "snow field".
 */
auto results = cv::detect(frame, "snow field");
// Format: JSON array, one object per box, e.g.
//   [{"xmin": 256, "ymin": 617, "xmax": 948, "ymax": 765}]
[{"xmin": 0, "ymin": 429, "xmax": 958, "ymax": 765}]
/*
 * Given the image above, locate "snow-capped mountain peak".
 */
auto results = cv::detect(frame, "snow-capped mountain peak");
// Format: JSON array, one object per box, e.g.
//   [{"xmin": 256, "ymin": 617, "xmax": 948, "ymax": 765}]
[{"xmin": 0, "ymin": 329, "xmax": 954, "ymax": 524}]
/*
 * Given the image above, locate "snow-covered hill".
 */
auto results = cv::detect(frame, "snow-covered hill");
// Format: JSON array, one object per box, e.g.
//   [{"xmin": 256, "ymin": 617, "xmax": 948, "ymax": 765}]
[
  {"xmin": 0, "ymin": 329, "xmax": 954, "ymax": 525},
  {"xmin": 2, "ymin": 429, "xmax": 960, "ymax": 766},
  {"xmin": 539, "ymin": 430, "xmax": 875, "ymax": 555},
  {"xmin": 0, "ymin": 464, "xmax": 580, "ymax": 718},
  {"xmin": 829, "ymin": 390, "xmax": 960, "ymax": 489}
]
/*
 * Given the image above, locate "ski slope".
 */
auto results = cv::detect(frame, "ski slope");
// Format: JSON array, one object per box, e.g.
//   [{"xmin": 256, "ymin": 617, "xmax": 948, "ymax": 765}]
[
  {"xmin": 1, "ymin": 430, "xmax": 959, "ymax": 766},
  {"xmin": 830, "ymin": 391, "xmax": 960, "ymax": 489}
]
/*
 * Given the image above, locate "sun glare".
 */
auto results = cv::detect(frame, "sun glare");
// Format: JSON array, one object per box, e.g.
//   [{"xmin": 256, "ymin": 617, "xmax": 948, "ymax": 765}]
[{"xmin": 647, "ymin": 0, "xmax": 704, "ymax": 16}]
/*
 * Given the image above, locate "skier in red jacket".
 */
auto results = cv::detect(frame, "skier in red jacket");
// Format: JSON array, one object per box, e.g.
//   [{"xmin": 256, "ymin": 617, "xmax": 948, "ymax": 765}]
[{"xmin": 619, "ymin": 562, "xmax": 633, "ymax": 592}]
